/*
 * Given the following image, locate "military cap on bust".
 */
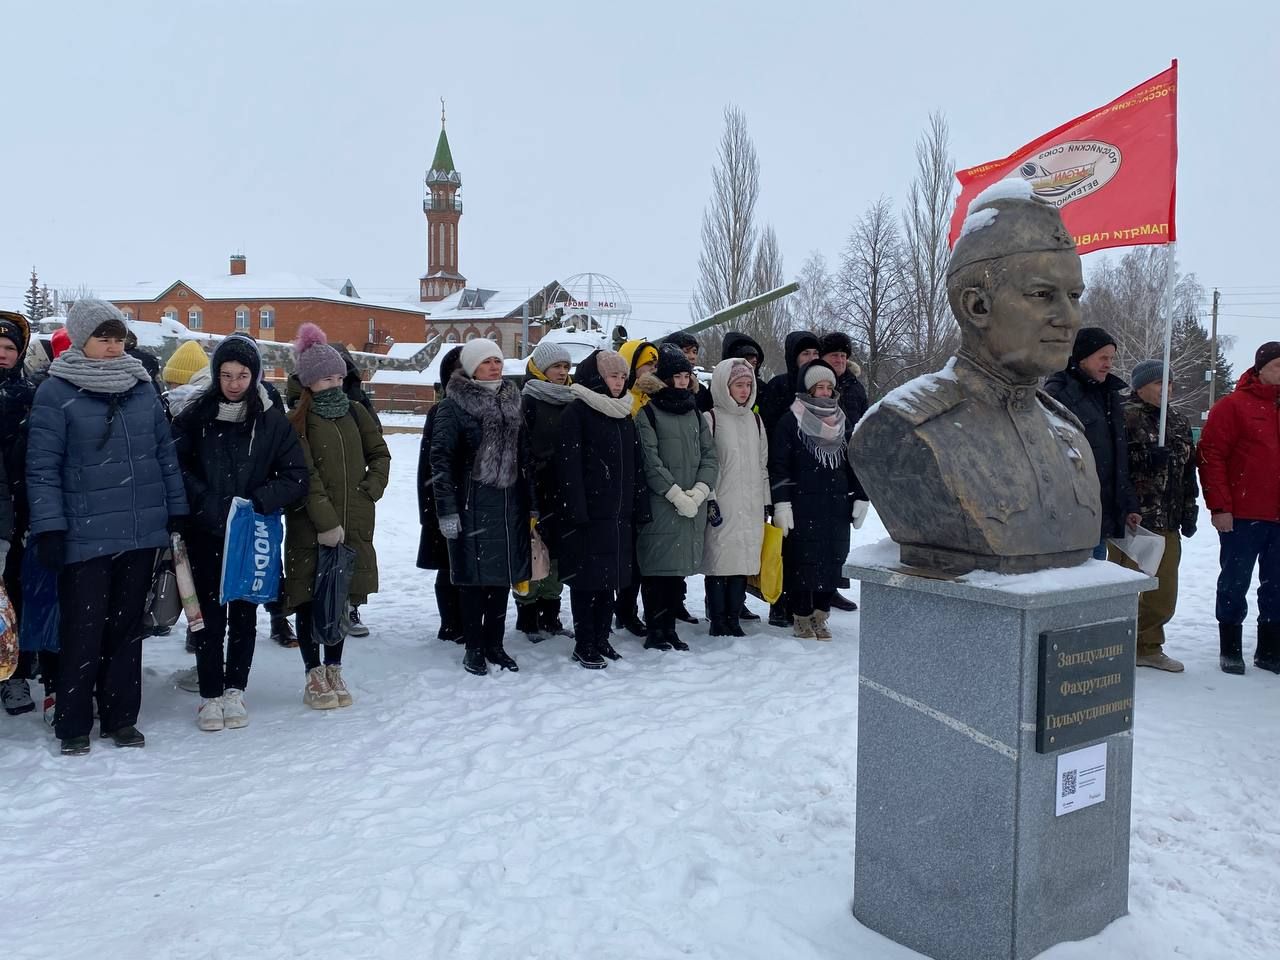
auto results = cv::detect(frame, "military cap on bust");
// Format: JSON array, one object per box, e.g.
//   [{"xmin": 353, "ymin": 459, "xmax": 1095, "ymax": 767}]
[{"xmin": 947, "ymin": 179, "xmax": 1076, "ymax": 278}]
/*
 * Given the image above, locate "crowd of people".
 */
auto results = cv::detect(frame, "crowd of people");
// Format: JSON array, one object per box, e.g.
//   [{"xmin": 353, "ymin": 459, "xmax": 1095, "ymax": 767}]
[{"xmin": 0, "ymin": 297, "xmax": 1275, "ymax": 756}]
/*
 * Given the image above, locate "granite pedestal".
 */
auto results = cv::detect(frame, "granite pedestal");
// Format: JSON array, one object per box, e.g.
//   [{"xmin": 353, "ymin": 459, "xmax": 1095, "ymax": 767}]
[{"xmin": 845, "ymin": 543, "xmax": 1155, "ymax": 960}]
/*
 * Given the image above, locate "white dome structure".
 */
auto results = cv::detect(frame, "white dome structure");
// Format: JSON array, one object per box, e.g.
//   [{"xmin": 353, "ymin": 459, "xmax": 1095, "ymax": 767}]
[{"xmin": 560, "ymin": 273, "xmax": 632, "ymax": 325}]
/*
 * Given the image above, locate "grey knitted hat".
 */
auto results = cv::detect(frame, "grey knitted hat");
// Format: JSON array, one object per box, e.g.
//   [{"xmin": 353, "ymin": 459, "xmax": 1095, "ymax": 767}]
[
  {"xmin": 66, "ymin": 298, "xmax": 128, "ymax": 349},
  {"xmin": 528, "ymin": 339, "xmax": 570, "ymax": 375},
  {"xmin": 1130, "ymin": 359, "xmax": 1165, "ymax": 392}
]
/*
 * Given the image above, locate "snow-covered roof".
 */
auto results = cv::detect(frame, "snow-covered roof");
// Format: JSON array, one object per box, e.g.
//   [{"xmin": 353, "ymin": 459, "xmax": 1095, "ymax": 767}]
[
  {"xmin": 101, "ymin": 272, "xmax": 426, "ymax": 317},
  {"xmin": 425, "ymin": 286, "xmax": 546, "ymax": 324},
  {"xmin": 370, "ymin": 349, "xmax": 525, "ymax": 388}
]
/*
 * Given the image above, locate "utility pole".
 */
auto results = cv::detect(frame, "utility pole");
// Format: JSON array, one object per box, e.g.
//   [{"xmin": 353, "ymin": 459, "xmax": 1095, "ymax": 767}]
[{"xmin": 1207, "ymin": 288, "xmax": 1220, "ymax": 409}]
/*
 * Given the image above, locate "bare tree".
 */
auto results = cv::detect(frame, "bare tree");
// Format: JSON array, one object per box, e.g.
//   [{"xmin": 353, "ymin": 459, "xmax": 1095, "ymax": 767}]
[
  {"xmin": 833, "ymin": 197, "xmax": 911, "ymax": 399},
  {"xmin": 732, "ymin": 224, "xmax": 792, "ymax": 369},
  {"xmin": 691, "ymin": 105, "xmax": 760, "ymax": 322},
  {"xmin": 900, "ymin": 111, "xmax": 958, "ymax": 376},
  {"xmin": 793, "ymin": 250, "xmax": 836, "ymax": 335}
]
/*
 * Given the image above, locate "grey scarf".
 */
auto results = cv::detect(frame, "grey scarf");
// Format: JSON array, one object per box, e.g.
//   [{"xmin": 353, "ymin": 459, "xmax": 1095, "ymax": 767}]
[
  {"xmin": 790, "ymin": 394, "xmax": 848, "ymax": 469},
  {"xmin": 217, "ymin": 401, "xmax": 247, "ymax": 422},
  {"xmin": 522, "ymin": 378, "xmax": 574, "ymax": 406},
  {"xmin": 448, "ymin": 371, "xmax": 524, "ymax": 488},
  {"xmin": 570, "ymin": 383, "xmax": 632, "ymax": 419},
  {"xmin": 49, "ymin": 347, "xmax": 151, "ymax": 395}
]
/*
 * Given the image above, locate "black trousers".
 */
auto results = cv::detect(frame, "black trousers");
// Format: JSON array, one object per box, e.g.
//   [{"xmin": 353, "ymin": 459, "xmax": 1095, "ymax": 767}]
[
  {"xmin": 435, "ymin": 565, "xmax": 463, "ymax": 639},
  {"xmin": 187, "ymin": 533, "xmax": 258, "ymax": 699},
  {"xmin": 55, "ymin": 548, "xmax": 155, "ymax": 740},
  {"xmin": 641, "ymin": 576, "xmax": 684, "ymax": 632},
  {"xmin": 295, "ymin": 602, "xmax": 344, "ymax": 671},
  {"xmin": 460, "ymin": 586, "xmax": 509, "ymax": 653},
  {"xmin": 570, "ymin": 589, "xmax": 613, "ymax": 648},
  {"xmin": 790, "ymin": 589, "xmax": 835, "ymax": 617},
  {"xmin": 1215, "ymin": 519, "xmax": 1280, "ymax": 626},
  {"xmin": 705, "ymin": 575, "xmax": 747, "ymax": 626}
]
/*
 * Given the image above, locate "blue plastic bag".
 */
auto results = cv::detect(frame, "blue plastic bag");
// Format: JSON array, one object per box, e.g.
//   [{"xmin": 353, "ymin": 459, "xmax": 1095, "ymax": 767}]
[
  {"xmin": 220, "ymin": 497, "xmax": 284, "ymax": 605},
  {"xmin": 19, "ymin": 540, "xmax": 60, "ymax": 653}
]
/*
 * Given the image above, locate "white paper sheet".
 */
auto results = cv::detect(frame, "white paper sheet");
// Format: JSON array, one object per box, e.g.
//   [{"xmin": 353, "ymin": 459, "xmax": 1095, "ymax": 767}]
[{"xmin": 1055, "ymin": 742, "xmax": 1108, "ymax": 816}]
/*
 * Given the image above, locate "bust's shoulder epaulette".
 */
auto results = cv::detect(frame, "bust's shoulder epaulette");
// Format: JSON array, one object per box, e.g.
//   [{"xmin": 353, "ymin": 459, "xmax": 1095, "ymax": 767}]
[{"xmin": 874, "ymin": 372, "xmax": 966, "ymax": 427}]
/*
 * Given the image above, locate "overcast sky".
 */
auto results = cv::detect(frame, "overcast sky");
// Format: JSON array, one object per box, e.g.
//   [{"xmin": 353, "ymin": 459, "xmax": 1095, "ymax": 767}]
[{"xmin": 2, "ymin": 1, "xmax": 1275, "ymax": 374}]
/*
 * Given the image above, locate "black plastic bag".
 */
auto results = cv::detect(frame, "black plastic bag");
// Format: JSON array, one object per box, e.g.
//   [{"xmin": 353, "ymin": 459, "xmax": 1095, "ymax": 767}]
[{"xmin": 312, "ymin": 543, "xmax": 357, "ymax": 646}]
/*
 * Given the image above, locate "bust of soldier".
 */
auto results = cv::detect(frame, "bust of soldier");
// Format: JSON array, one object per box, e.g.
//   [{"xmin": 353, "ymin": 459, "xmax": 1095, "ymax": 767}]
[{"xmin": 849, "ymin": 181, "xmax": 1102, "ymax": 575}]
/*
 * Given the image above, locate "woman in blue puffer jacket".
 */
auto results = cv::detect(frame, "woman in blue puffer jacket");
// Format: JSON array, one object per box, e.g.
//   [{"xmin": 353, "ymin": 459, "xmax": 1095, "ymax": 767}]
[{"xmin": 26, "ymin": 300, "xmax": 188, "ymax": 757}]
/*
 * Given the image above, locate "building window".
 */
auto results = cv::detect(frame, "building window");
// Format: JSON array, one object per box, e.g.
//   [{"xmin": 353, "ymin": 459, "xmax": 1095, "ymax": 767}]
[
  {"xmin": 188, "ymin": 307, "xmax": 202, "ymax": 330},
  {"xmin": 368, "ymin": 318, "xmax": 376, "ymax": 344},
  {"xmin": 445, "ymin": 330, "xmax": 459, "ymax": 343},
  {"xmin": 260, "ymin": 307, "xmax": 274, "ymax": 330},
  {"xmin": 163, "ymin": 307, "xmax": 177, "ymax": 322},
  {"xmin": 236, "ymin": 308, "xmax": 250, "ymax": 331},
  {"xmin": 465, "ymin": 331, "xmax": 477, "ymax": 342}
]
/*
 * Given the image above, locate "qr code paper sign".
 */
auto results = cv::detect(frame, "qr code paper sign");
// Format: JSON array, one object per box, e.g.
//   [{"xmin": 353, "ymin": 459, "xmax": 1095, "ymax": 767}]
[{"xmin": 1055, "ymin": 742, "xmax": 1107, "ymax": 816}]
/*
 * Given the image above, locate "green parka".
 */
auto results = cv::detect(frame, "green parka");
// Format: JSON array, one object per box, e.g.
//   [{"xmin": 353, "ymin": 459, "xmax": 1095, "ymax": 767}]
[{"xmin": 284, "ymin": 402, "xmax": 391, "ymax": 610}]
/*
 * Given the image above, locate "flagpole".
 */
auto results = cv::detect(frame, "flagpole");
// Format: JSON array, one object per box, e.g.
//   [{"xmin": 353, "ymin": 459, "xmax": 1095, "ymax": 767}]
[{"xmin": 1157, "ymin": 241, "xmax": 1176, "ymax": 446}]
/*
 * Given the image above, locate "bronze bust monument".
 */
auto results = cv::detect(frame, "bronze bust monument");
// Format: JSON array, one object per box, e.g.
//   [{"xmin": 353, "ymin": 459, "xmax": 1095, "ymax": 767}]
[{"xmin": 849, "ymin": 182, "xmax": 1101, "ymax": 574}]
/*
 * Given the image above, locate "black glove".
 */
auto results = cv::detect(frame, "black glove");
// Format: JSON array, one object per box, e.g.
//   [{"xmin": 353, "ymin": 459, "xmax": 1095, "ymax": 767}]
[
  {"xmin": 1181, "ymin": 519, "xmax": 1197, "ymax": 539},
  {"xmin": 1147, "ymin": 447, "xmax": 1171, "ymax": 469},
  {"xmin": 36, "ymin": 531, "xmax": 65, "ymax": 573}
]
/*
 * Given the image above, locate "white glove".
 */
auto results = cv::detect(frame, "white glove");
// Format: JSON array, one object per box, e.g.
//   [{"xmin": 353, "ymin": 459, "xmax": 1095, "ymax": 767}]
[
  {"xmin": 438, "ymin": 514, "xmax": 461, "ymax": 540},
  {"xmin": 772, "ymin": 502, "xmax": 794, "ymax": 536},
  {"xmin": 852, "ymin": 500, "xmax": 870, "ymax": 530},
  {"xmin": 317, "ymin": 525, "xmax": 345, "ymax": 547},
  {"xmin": 666, "ymin": 484, "xmax": 698, "ymax": 519},
  {"xmin": 687, "ymin": 482, "xmax": 711, "ymax": 508}
]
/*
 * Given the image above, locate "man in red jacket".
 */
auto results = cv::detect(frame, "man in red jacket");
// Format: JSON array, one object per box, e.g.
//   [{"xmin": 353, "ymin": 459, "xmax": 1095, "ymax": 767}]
[{"xmin": 1198, "ymin": 341, "xmax": 1280, "ymax": 674}]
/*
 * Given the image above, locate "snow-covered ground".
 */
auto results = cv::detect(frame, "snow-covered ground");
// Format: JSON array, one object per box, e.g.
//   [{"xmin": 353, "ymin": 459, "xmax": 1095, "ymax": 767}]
[{"xmin": 1, "ymin": 433, "xmax": 1277, "ymax": 960}]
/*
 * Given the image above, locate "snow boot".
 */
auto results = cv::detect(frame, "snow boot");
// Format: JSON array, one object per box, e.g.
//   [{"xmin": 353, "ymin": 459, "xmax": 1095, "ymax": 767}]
[
  {"xmin": 793, "ymin": 615, "xmax": 816, "ymax": 640},
  {"xmin": 1219, "ymin": 623, "xmax": 1245, "ymax": 675},
  {"xmin": 304, "ymin": 666, "xmax": 339, "ymax": 708},
  {"xmin": 598, "ymin": 637, "xmax": 623, "ymax": 661},
  {"xmin": 486, "ymin": 646, "xmax": 519, "ymax": 672},
  {"xmin": 60, "ymin": 736, "xmax": 91, "ymax": 757},
  {"xmin": 573, "ymin": 640, "xmax": 607, "ymax": 670},
  {"xmin": 739, "ymin": 605, "xmax": 761, "ymax": 622},
  {"xmin": 812, "ymin": 610, "xmax": 833, "ymax": 641},
  {"xmin": 769, "ymin": 603, "xmax": 792, "ymax": 629},
  {"xmin": 324, "ymin": 667, "xmax": 353, "ymax": 707},
  {"xmin": 346, "ymin": 606, "xmax": 370, "ymax": 638},
  {"xmin": 463, "ymin": 646, "xmax": 488, "ymax": 676},
  {"xmin": 1255, "ymin": 622, "xmax": 1280, "ymax": 673},
  {"xmin": 516, "ymin": 603, "xmax": 543, "ymax": 643},
  {"xmin": 539, "ymin": 599, "xmax": 574, "ymax": 639},
  {"xmin": 222, "ymin": 689, "xmax": 250, "ymax": 727},
  {"xmin": 643, "ymin": 625, "xmax": 672, "ymax": 651},
  {"xmin": 197, "ymin": 697, "xmax": 225, "ymax": 732},
  {"xmin": 830, "ymin": 591, "xmax": 858, "ymax": 612},
  {"xmin": 1, "ymin": 677, "xmax": 35, "ymax": 716},
  {"xmin": 674, "ymin": 604, "xmax": 699, "ymax": 625},
  {"xmin": 704, "ymin": 578, "xmax": 726, "ymax": 636},
  {"xmin": 616, "ymin": 612, "xmax": 647, "ymax": 637},
  {"xmin": 1136, "ymin": 651, "xmax": 1184, "ymax": 672},
  {"xmin": 101, "ymin": 725, "xmax": 145, "ymax": 748},
  {"xmin": 271, "ymin": 614, "xmax": 298, "ymax": 648},
  {"xmin": 666, "ymin": 627, "xmax": 690, "ymax": 652}
]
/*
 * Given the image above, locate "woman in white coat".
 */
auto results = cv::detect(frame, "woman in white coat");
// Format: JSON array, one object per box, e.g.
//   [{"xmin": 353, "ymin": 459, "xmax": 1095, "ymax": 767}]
[{"xmin": 702, "ymin": 358, "xmax": 770, "ymax": 636}]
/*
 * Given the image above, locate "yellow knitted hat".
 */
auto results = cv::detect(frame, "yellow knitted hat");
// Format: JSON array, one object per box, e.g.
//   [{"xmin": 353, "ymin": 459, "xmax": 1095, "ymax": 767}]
[{"xmin": 163, "ymin": 340, "xmax": 209, "ymax": 385}]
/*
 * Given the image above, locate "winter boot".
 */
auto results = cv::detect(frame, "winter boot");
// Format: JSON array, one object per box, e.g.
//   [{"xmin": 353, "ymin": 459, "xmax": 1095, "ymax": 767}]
[
  {"xmin": 769, "ymin": 602, "xmax": 792, "ymax": 629},
  {"xmin": 643, "ymin": 624, "xmax": 672, "ymax": 651},
  {"xmin": 271, "ymin": 614, "xmax": 298, "ymax": 648},
  {"xmin": 463, "ymin": 646, "xmax": 489, "ymax": 676},
  {"xmin": 101, "ymin": 725, "xmax": 146, "ymax": 748},
  {"xmin": 812, "ymin": 610, "xmax": 833, "ymax": 641},
  {"xmin": 539, "ymin": 599, "xmax": 574, "ymax": 639},
  {"xmin": 572, "ymin": 639, "xmax": 607, "ymax": 670},
  {"xmin": 616, "ymin": 612, "xmax": 647, "ymax": 637},
  {"xmin": 792, "ymin": 615, "xmax": 816, "ymax": 640},
  {"xmin": 346, "ymin": 605, "xmax": 370, "ymax": 638},
  {"xmin": 486, "ymin": 646, "xmax": 519, "ymax": 672},
  {"xmin": 829, "ymin": 591, "xmax": 858, "ymax": 612},
  {"xmin": 516, "ymin": 603, "xmax": 543, "ymax": 643},
  {"xmin": 1255, "ymin": 622, "xmax": 1280, "ymax": 673},
  {"xmin": 739, "ymin": 605, "xmax": 761, "ymax": 622},
  {"xmin": 725, "ymin": 580, "xmax": 748, "ymax": 636},
  {"xmin": 665, "ymin": 627, "xmax": 690, "ymax": 652},
  {"xmin": 221, "ymin": 688, "xmax": 250, "ymax": 727},
  {"xmin": 705, "ymin": 579, "xmax": 725, "ymax": 637},
  {"xmin": 1219, "ymin": 623, "xmax": 1245, "ymax": 675},
  {"xmin": 304, "ymin": 666, "xmax": 339, "ymax": 708},
  {"xmin": 674, "ymin": 604, "xmax": 699, "ymax": 625},
  {"xmin": 60, "ymin": 736, "xmax": 91, "ymax": 757},
  {"xmin": 324, "ymin": 666, "xmax": 353, "ymax": 707},
  {"xmin": 1, "ymin": 677, "xmax": 35, "ymax": 716},
  {"xmin": 598, "ymin": 636, "xmax": 623, "ymax": 660},
  {"xmin": 197, "ymin": 697, "xmax": 225, "ymax": 732}
]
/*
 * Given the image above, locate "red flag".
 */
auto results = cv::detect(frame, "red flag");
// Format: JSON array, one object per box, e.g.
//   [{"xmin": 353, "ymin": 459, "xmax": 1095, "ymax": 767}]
[{"xmin": 949, "ymin": 62, "xmax": 1178, "ymax": 255}]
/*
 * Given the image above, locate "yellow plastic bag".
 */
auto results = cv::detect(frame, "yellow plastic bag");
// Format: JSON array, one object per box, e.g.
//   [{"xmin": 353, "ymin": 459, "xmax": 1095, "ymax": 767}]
[{"xmin": 747, "ymin": 524, "xmax": 784, "ymax": 605}]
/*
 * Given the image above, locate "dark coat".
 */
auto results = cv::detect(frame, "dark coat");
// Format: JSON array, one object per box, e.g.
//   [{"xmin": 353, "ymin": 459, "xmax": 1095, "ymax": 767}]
[
  {"xmin": 835, "ymin": 367, "xmax": 869, "ymax": 427},
  {"xmin": 415, "ymin": 346, "xmax": 464, "ymax": 571},
  {"xmin": 26, "ymin": 377, "xmax": 189, "ymax": 564},
  {"xmin": 171, "ymin": 392, "xmax": 309, "ymax": 538},
  {"xmin": 769, "ymin": 409, "xmax": 861, "ymax": 593},
  {"xmin": 556, "ymin": 392, "xmax": 650, "ymax": 592},
  {"xmin": 283, "ymin": 402, "xmax": 391, "ymax": 609},
  {"xmin": 1122, "ymin": 395, "xmax": 1199, "ymax": 535},
  {"xmin": 429, "ymin": 378, "xmax": 535, "ymax": 587},
  {"xmin": 522, "ymin": 390, "xmax": 572, "ymax": 552},
  {"xmin": 759, "ymin": 331, "xmax": 818, "ymax": 435},
  {"xmin": 0, "ymin": 344, "xmax": 37, "ymax": 539},
  {"xmin": 0, "ymin": 449, "xmax": 12, "ymax": 544},
  {"xmin": 1044, "ymin": 366, "xmax": 1140, "ymax": 539}
]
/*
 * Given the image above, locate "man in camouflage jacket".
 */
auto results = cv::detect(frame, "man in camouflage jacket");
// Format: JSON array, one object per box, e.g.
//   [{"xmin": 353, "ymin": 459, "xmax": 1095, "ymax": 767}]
[{"xmin": 1120, "ymin": 360, "xmax": 1200, "ymax": 672}]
